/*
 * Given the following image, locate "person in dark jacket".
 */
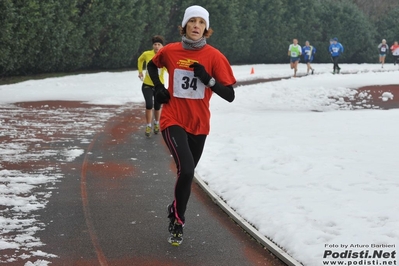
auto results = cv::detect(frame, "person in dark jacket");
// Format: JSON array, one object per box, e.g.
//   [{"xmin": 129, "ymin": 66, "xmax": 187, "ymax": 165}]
[
  {"xmin": 329, "ymin": 37, "xmax": 344, "ymax": 74},
  {"xmin": 302, "ymin": 41, "xmax": 316, "ymax": 75},
  {"xmin": 377, "ymin": 39, "xmax": 389, "ymax": 68}
]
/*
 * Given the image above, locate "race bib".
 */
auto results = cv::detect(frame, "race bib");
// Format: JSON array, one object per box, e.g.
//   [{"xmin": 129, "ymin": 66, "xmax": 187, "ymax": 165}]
[
  {"xmin": 332, "ymin": 47, "xmax": 339, "ymax": 53},
  {"xmin": 291, "ymin": 52, "xmax": 298, "ymax": 57},
  {"xmin": 306, "ymin": 50, "xmax": 311, "ymax": 55},
  {"xmin": 173, "ymin": 69, "xmax": 206, "ymax": 99},
  {"xmin": 381, "ymin": 47, "xmax": 386, "ymax": 52}
]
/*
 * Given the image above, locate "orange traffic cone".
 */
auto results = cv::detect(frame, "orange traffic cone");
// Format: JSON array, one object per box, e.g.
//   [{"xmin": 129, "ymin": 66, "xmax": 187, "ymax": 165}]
[{"xmin": 250, "ymin": 67, "xmax": 254, "ymax": 74}]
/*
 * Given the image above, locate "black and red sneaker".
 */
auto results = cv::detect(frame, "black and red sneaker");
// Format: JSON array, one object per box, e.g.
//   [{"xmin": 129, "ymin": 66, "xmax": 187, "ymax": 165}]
[{"xmin": 167, "ymin": 204, "xmax": 183, "ymax": 246}]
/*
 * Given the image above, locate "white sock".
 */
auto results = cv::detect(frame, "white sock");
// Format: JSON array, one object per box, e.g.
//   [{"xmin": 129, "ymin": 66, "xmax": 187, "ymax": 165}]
[
  {"xmin": 154, "ymin": 121, "xmax": 159, "ymax": 125},
  {"xmin": 147, "ymin": 123, "xmax": 151, "ymax": 127}
]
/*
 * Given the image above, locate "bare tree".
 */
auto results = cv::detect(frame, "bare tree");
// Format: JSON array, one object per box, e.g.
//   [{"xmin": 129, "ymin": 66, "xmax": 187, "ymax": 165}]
[{"xmin": 352, "ymin": 0, "xmax": 399, "ymax": 19}]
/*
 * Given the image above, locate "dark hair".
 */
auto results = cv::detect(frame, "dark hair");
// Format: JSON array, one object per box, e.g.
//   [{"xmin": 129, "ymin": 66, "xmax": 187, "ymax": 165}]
[
  {"xmin": 178, "ymin": 26, "xmax": 213, "ymax": 38},
  {"xmin": 152, "ymin": 35, "xmax": 165, "ymax": 45}
]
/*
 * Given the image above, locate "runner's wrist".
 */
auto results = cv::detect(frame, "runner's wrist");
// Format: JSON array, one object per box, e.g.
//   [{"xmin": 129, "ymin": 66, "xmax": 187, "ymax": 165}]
[{"xmin": 207, "ymin": 77, "xmax": 216, "ymax": 88}]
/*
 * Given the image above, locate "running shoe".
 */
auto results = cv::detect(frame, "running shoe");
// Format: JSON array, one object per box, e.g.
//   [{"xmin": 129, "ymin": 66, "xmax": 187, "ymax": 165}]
[
  {"xmin": 168, "ymin": 221, "xmax": 183, "ymax": 246},
  {"xmin": 154, "ymin": 123, "xmax": 160, "ymax": 134},
  {"xmin": 167, "ymin": 204, "xmax": 183, "ymax": 246},
  {"xmin": 145, "ymin": 126, "xmax": 151, "ymax": 137}
]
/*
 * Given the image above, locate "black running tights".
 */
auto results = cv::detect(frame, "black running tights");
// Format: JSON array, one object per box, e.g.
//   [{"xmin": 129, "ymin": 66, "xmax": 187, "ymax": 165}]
[
  {"xmin": 332, "ymin": 56, "xmax": 340, "ymax": 71},
  {"xmin": 142, "ymin": 84, "xmax": 161, "ymax": 110},
  {"xmin": 162, "ymin": 125, "xmax": 207, "ymax": 224}
]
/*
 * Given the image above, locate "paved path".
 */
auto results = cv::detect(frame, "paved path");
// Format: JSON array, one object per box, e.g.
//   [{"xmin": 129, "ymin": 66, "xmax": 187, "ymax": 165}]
[{"xmin": 0, "ymin": 101, "xmax": 285, "ymax": 266}]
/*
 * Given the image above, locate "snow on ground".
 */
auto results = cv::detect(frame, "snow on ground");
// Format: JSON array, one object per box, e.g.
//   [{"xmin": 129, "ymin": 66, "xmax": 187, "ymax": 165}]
[{"xmin": 1, "ymin": 63, "xmax": 399, "ymax": 265}]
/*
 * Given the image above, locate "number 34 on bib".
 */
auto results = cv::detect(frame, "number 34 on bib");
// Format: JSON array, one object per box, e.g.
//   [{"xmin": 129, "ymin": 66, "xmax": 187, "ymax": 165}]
[{"xmin": 173, "ymin": 69, "xmax": 206, "ymax": 99}]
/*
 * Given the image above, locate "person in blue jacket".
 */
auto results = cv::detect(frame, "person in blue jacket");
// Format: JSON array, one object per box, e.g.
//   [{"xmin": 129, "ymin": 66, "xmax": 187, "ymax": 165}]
[
  {"xmin": 329, "ymin": 37, "xmax": 344, "ymax": 74},
  {"xmin": 302, "ymin": 41, "xmax": 316, "ymax": 75}
]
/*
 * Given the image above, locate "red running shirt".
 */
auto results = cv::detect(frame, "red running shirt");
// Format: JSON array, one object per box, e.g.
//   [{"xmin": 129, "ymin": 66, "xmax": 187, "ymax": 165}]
[
  {"xmin": 391, "ymin": 44, "xmax": 399, "ymax": 56},
  {"xmin": 151, "ymin": 42, "xmax": 236, "ymax": 135}
]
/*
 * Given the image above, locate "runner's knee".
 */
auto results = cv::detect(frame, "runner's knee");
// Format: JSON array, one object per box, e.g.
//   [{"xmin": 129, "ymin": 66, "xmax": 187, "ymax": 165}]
[{"xmin": 145, "ymin": 102, "xmax": 153, "ymax": 110}]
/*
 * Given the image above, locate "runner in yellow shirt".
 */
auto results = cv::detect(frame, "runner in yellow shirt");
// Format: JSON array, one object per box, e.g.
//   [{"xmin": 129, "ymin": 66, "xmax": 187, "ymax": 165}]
[
  {"xmin": 137, "ymin": 35, "xmax": 167, "ymax": 137},
  {"xmin": 288, "ymin": 39, "xmax": 302, "ymax": 77}
]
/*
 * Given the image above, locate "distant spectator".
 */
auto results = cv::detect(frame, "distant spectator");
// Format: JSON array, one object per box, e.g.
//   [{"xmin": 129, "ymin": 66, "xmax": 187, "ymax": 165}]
[
  {"xmin": 302, "ymin": 41, "xmax": 316, "ymax": 75},
  {"xmin": 378, "ymin": 39, "xmax": 389, "ymax": 68},
  {"xmin": 329, "ymin": 37, "xmax": 344, "ymax": 74},
  {"xmin": 390, "ymin": 41, "xmax": 399, "ymax": 65}
]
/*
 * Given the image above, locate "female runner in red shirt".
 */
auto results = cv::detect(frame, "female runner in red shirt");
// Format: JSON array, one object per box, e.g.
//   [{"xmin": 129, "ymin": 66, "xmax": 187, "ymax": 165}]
[{"xmin": 147, "ymin": 5, "xmax": 236, "ymax": 246}]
